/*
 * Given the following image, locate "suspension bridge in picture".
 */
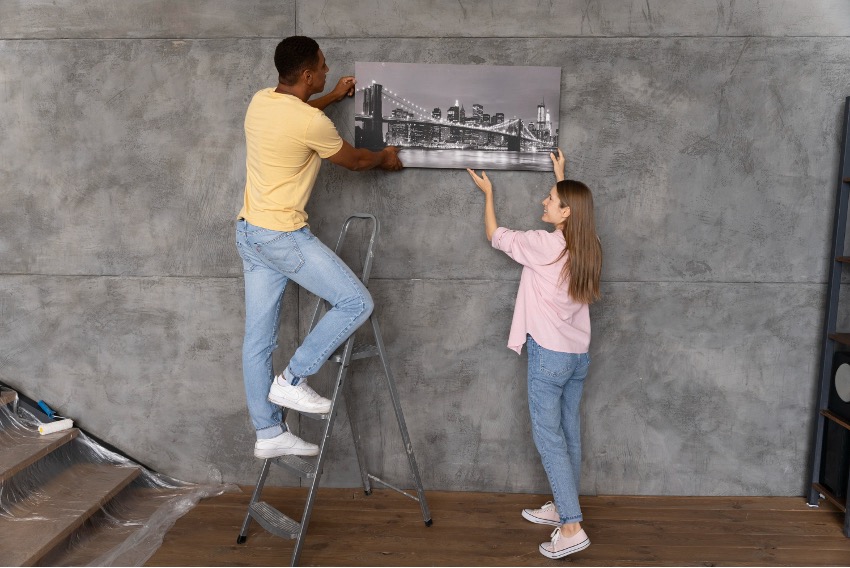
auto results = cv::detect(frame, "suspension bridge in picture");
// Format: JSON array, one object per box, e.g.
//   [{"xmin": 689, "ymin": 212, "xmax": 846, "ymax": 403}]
[{"xmin": 354, "ymin": 82, "xmax": 556, "ymax": 153}]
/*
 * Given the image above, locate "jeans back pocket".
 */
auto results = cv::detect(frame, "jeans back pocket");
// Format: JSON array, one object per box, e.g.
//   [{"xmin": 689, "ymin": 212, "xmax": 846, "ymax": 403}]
[{"xmin": 539, "ymin": 348, "xmax": 580, "ymax": 380}]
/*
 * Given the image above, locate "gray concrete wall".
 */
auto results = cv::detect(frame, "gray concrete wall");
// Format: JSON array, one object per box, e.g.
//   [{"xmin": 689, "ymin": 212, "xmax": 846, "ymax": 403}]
[{"xmin": 1, "ymin": 1, "xmax": 848, "ymax": 496}]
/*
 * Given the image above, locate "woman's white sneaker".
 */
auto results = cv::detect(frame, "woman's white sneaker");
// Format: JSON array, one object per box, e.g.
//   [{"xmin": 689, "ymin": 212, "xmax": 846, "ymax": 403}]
[
  {"xmin": 522, "ymin": 501, "xmax": 561, "ymax": 526},
  {"xmin": 254, "ymin": 431, "xmax": 319, "ymax": 459},
  {"xmin": 268, "ymin": 376, "xmax": 332, "ymax": 414}
]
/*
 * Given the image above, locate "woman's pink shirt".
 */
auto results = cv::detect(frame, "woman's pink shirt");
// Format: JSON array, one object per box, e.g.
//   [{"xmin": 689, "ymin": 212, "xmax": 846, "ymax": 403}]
[{"xmin": 491, "ymin": 226, "xmax": 591, "ymax": 355}]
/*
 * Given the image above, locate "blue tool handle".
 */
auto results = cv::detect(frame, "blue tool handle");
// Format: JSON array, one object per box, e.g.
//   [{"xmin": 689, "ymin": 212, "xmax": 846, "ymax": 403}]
[{"xmin": 37, "ymin": 400, "xmax": 56, "ymax": 419}]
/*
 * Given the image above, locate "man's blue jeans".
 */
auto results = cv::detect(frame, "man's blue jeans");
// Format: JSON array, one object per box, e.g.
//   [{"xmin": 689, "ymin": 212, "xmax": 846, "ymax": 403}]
[
  {"xmin": 526, "ymin": 335, "xmax": 590, "ymax": 525},
  {"xmin": 235, "ymin": 219, "xmax": 374, "ymax": 440}
]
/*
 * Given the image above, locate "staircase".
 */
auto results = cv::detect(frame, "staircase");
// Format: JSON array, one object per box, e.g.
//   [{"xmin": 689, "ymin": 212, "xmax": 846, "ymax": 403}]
[{"xmin": 0, "ymin": 387, "xmax": 148, "ymax": 566}]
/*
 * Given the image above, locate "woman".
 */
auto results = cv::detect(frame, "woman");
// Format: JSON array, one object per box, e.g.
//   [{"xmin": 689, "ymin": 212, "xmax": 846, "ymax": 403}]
[{"xmin": 467, "ymin": 150, "xmax": 602, "ymax": 559}]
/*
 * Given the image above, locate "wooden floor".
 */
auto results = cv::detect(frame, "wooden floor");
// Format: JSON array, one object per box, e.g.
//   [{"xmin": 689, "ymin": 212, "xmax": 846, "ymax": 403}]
[{"xmin": 146, "ymin": 487, "xmax": 850, "ymax": 566}]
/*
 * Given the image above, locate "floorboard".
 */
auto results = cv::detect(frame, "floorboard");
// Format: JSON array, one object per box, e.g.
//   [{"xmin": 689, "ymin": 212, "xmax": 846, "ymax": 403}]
[{"xmin": 146, "ymin": 487, "xmax": 850, "ymax": 566}]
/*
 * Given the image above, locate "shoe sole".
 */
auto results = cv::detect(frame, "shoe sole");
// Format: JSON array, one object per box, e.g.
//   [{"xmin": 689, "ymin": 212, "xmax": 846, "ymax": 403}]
[
  {"xmin": 522, "ymin": 509, "xmax": 560, "ymax": 526},
  {"xmin": 254, "ymin": 446, "xmax": 319, "ymax": 459},
  {"xmin": 268, "ymin": 393, "xmax": 331, "ymax": 415},
  {"xmin": 539, "ymin": 538, "xmax": 590, "ymax": 559}
]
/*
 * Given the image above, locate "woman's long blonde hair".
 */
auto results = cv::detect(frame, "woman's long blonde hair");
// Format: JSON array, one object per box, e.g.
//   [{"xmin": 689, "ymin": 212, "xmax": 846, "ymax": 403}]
[{"xmin": 553, "ymin": 180, "xmax": 602, "ymax": 305}]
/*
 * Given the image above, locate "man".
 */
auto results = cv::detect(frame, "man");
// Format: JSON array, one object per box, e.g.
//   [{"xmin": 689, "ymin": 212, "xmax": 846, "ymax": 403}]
[{"xmin": 235, "ymin": 36, "xmax": 402, "ymax": 459}]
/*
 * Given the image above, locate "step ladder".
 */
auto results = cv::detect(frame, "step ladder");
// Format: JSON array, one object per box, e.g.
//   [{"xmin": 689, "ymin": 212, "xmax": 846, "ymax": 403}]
[
  {"xmin": 236, "ymin": 214, "xmax": 432, "ymax": 566},
  {"xmin": 807, "ymin": 96, "xmax": 850, "ymax": 537}
]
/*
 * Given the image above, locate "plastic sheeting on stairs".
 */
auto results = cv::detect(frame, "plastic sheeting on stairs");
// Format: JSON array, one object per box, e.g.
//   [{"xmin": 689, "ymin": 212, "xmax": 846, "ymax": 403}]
[{"xmin": 0, "ymin": 390, "xmax": 235, "ymax": 566}]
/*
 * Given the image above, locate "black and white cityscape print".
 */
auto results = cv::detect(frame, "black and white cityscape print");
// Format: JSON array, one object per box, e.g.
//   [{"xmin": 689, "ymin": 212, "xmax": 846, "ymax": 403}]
[{"xmin": 353, "ymin": 62, "xmax": 562, "ymax": 171}]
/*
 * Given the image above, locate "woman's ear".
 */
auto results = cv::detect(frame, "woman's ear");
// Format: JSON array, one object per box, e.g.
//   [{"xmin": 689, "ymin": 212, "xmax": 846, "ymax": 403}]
[{"xmin": 562, "ymin": 206, "xmax": 571, "ymax": 220}]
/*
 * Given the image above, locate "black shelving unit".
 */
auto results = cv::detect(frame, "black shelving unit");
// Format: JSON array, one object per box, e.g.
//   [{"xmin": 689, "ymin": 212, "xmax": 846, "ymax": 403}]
[{"xmin": 808, "ymin": 96, "xmax": 850, "ymax": 537}]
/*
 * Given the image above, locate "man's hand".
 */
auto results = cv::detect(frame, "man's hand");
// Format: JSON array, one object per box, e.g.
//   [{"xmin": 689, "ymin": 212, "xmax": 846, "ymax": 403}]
[
  {"xmin": 550, "ymin": 148, "xmax": 566, "ymax": 181},
  {"xmin": 308, "ymin": 76, "xmax": 356, "ymax": 110},
  {"xmin": 328, "ymin": 141, "xmax": 403, "ymax": 172},
  {"xmin": 379, "ymin": 146, "xmax": 403, "ymax": 171},
  {"xmin": 330, "ymin": 76, "xmax": 356, "ymax": 102},
  {"xmin": 467, "ymin": 169, "xmax": 493, "ymax": 194}
]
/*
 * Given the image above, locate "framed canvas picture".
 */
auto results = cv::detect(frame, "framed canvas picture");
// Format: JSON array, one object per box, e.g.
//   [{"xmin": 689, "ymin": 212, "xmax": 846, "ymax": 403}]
[{"xmin": 354, "ymin": 62, "xmax": 561, "ymax": 171}]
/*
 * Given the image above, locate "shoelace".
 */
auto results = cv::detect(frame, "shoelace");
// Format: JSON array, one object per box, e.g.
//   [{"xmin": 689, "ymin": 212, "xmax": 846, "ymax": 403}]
[
  {"xmin": 549, "ymin": 527, "xmax": 562, "ymax": 546},
  {"xmin": 299, "ymin": 383, "xmax": 324, "ymax": 401},
  {"xmin": 538, "ymin": 501, "xmax": 555, "ymax": 513}
]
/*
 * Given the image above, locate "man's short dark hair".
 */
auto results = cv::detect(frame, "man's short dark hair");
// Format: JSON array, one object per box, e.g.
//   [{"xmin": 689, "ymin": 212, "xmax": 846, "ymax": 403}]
[{"xmin": 274, "ymin": 36, "xmax": 320, "ymax": 85}]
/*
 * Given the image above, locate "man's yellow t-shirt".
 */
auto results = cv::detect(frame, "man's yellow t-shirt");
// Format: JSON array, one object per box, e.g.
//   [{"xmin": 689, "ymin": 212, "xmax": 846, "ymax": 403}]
[{"xmin": 238, "ymin": 89, "xmax": 344, "ymax": 231}]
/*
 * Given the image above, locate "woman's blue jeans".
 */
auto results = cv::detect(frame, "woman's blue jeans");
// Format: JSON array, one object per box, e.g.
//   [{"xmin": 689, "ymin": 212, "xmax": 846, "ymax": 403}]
[
  {"xmin": 526, "ymin": 335, "xmax": 590, "ymax": 524},
  {"xmin": 235, "ymin": 219, "xmax": 373, "ymax": 440}
]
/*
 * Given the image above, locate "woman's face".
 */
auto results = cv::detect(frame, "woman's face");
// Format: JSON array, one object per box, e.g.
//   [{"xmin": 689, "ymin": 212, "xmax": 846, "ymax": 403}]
[{"xmin": 541, "ymin": 185, "xmax": 570, "ymax": 228}]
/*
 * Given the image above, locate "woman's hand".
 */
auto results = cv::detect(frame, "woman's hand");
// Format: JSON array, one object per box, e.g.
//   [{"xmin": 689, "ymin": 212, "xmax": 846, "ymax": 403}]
[
  {"xmin": 467, "ymin": 169, "xmax": 497, "ymax": 240},
  {"xmin": 550, "ymin": 148, "xmax": 565, "ymax": 181},
  {"xmin": 467, "ymin": 168, "xmax": 492, "ymax": 194}
]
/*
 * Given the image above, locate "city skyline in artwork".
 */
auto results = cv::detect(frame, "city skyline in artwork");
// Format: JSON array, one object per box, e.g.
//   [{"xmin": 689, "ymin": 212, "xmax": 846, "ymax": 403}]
[{"xmin": 353, "ymin": 62, "xmax": 562, "ymax": 171}]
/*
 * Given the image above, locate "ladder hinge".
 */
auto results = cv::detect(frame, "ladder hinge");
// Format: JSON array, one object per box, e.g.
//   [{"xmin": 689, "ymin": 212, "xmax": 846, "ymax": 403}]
[{"xmin": 330, "ymin": 344, "xmax": 379, "ymax": 364}]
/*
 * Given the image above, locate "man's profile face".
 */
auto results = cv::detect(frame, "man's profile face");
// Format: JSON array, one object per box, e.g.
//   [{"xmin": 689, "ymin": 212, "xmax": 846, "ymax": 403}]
[{"xmin": 309, "ymin": 49, "xmax": 329, "ymax": 94}]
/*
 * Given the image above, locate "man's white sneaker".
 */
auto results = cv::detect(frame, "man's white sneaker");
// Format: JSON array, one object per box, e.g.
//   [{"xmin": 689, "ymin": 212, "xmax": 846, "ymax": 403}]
[
  {"xmin": 254, "ymin": 431, "xmax": 319, "ymax": 459},
  {"xmin": 268, "ymin": 376, "xmax": 332, "ymax": 414}
]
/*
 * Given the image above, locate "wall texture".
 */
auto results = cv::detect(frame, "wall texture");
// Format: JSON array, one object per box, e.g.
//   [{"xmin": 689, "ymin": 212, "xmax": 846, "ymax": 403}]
[{"xmin": 1, "ymin": 1, "xmax": 849, "ymax": 497}]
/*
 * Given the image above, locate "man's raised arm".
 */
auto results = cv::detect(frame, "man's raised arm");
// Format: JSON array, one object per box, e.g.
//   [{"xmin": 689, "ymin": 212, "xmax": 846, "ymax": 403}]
[
  {"xmin": 308, "ymin": 77, "xmax": 356, "ymax": 111},
  {"xmin": 327, "ymin": 140, "xmax": 403, "ymax": 172}
]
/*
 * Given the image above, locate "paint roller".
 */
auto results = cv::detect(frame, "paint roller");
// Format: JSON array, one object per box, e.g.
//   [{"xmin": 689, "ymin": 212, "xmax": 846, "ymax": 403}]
[
  {"xmin": 36, "ymin": 399, "xmax": 74, "ymax": 435},
  {"xmin": 39, "ymin": 419, "xmax": 74, "ymax": 435}
]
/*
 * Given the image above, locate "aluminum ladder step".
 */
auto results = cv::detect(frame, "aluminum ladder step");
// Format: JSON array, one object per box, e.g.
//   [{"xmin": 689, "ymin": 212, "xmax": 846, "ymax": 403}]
[
  {"xmin": 272, "ymin": 454, "xmax": 317, "ymax": 479},
  {"xmin": 298, "ymin": 409, "xmax": 330, "ymax": 421},
  {"xmin": 249, "ymin": 501, "xmax": 300, "ymax": 539}
]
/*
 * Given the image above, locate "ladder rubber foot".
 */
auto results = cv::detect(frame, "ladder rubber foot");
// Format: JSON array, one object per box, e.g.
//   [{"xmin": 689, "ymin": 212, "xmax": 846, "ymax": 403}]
[
  {"xmin": 364, "ymin": 490, "xmax": 372, "ymax": 496},
  {"xmin": 425, "ymin": 519, "xmax": 433, "ymax": 527},
  {"xmin": 237, "ymin": 535, "xmax": 247, "ymax": 544}
]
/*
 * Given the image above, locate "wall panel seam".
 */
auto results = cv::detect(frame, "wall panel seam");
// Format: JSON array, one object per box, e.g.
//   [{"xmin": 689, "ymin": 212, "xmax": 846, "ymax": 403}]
[
  {"xmin": 308, "ymin": 35, "xmax": 849, "ymax": 40},
  {"xmin": 1, "ymin": 34, "xmax": 849, "ymax": 41},
  {"xmin": 0, "ymin": 274, "xmax": 829, "ymax": 285}
]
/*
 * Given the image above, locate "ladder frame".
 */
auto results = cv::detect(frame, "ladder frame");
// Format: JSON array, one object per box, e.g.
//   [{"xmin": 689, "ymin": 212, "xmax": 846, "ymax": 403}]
[
  {"xmin": 236, "ymin": 214, "xmax": 432, "ymax": 565},
  {"xmin": 807, "ymin": 97, "xmax": 850, "ymax": 538}
]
